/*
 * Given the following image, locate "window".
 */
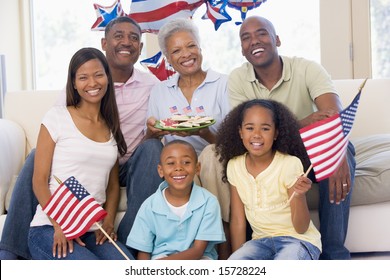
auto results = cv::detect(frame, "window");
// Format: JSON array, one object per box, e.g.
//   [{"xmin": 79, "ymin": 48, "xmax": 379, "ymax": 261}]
[
  {"xmin": 193, "ymin": 0, "xmax": 320, "ymax": 74},
  {"xmin": 370, "ymin": 0, "xmax": 390, "ymax": 78},
  {"xmin": 32, "ymin": 0, "xmax": 136, "ymax": 89},
  {"xmin": 31, "ymin": 0, "xmax": 320, "ymax": 89},
  {"xmin": 31, "ymin": 0, "xmax": 389, "ymax": 89}
]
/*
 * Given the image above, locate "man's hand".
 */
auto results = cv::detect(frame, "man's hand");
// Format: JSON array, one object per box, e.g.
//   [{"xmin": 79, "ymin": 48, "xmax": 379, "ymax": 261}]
[
  {"xmin": 300, "ymin": 109, "xmax": 338, "ymax": 128},
  {"xmin": 327, "ymin": 155, "xmax": 351, "ymax": 204}
]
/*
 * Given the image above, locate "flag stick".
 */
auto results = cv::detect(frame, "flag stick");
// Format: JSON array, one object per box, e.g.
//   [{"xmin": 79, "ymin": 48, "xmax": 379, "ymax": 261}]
[
  {"xmin": 287, "ymin": 164, "xmax": 313, "ymax": 204},
  {"xmin": 359, "ymin": 78, "xmax": 368, "ymax": 91},
  {"xmin": 53, "ymin": 175, "xmax": 130, "ymax": 260},
  {"xmin": 94, "ymin": 222, "xmax": 130, "ymax": 260}
]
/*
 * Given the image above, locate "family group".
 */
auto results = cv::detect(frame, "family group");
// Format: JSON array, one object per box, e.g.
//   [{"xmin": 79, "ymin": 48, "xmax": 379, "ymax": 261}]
[{"xmin": 0, "ymin": 15, "xmax": 355, "ymax": 260}]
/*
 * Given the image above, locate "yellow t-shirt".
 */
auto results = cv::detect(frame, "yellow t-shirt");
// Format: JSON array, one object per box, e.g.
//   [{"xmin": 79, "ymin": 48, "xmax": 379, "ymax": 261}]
[{"xmin": 227, "ymin": 151, "xmax": 321, "ymax": 251}]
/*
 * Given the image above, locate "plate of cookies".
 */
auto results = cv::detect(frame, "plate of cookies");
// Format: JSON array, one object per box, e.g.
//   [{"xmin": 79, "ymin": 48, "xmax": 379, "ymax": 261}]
[{"xmin": 155, "ymin": 115, "xmax": 216, "ymax": 131}]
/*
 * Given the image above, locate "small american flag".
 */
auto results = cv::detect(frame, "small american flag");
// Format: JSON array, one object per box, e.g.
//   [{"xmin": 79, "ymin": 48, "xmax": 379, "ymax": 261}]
[
  {"xmin": 196, "ymin": 105, "xmax": 205, "ymax": 114},
  {"xmin": 183, "ymin": 106, "xmax": 192, "ymax": 114},
  {"xmin": 43, "ymin": 176, "xmax": 107, "ymax": 239},
  {"xmin": 299, "ymin": 81, "xmax": 365, "ymax": 181},
  {"xmin": 169, "ymin": 105, "xmax": 178, "ymax": 114}
]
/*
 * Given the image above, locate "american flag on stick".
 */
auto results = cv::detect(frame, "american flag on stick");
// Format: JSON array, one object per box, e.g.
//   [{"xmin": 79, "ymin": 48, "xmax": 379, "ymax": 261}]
[
  {"xmin": 46, "ymin": 176, "xmax": 131, "ymax": 260},
  {"xmin": 299, "ymin": 79, "xmax": 367, "ymax": 181},
  {"xmin": 43, "ymin": 176, "xmax": 107, "ymax": 240}
]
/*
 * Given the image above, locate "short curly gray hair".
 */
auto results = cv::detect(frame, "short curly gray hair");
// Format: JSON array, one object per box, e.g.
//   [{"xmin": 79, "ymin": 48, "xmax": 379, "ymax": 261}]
[{"xmin": 158, "ymin": 18, "xmax": 201, "ymax": 57}]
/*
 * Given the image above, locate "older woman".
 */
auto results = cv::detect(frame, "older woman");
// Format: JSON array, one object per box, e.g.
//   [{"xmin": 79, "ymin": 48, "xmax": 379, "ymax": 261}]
[
  {"xmin": 146, "ymin": 18, "xmax": 229, "ymax": 154},
  {"xmin": 145, "ymin": 18, "xmax": 231, "ymax": 258}
]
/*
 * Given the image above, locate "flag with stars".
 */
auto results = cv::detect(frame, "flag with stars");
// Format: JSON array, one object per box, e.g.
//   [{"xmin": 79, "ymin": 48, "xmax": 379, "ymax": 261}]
[
  {"xmin": 42, "ymin": 176, "xmax": 107, "ymax": 239},
  {"xmin": 202, "ymin": 1, "xmax": 232, "ymax": 31},
  {"xmin": 91, "ymin": 0, "xmax": 126, "ymax": 31},
  {"xmin": 170, "ymin": 105, "xmax": 178, "ymax": 114},
  {"xmin": 196, "ymin": 105, "xmax": 205, "ymax": 114},
  {"xmin": 299, "ymin": 82, "xmax": 364, "ymax": 181},
  {"xmin": 183, "ymin": 106, "xmax": 192, "ymax": 114},
  {"xmin": 140, "ymin": 51, "xmax": 176, "ymax": 81}
]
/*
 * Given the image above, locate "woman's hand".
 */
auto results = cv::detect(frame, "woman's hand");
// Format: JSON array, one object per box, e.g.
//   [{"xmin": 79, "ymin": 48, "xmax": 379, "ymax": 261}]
[
  {"xmin": 146, "ymin": 116, "xmax": 170, "ymax": 139},
  {"xmin": 52, "ymin": 224, "xmax": 85, "ymax": 258},
  {"xmin": 95, "ymin": 220, "xmax": 116, "ymax": 245}
]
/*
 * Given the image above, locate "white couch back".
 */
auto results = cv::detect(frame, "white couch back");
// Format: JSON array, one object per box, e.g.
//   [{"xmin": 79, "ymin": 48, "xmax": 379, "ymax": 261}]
[
  {"xmin": 4, "ymin": 90, "xmax": 60, "ymax": 154},
  {"xmin": 333, "ymin": 79, "xmax": 390, "ymax": 138},
  {"xmin": 3, "ymin": 79, "xmax": 390, "ymax": 154}
]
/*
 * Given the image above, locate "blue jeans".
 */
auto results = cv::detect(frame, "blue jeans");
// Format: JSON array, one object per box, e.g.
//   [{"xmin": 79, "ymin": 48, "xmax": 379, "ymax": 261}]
[
  {"xmin": 0, "ymin": 150, "xmax": 37, "ymax": 259},
  {"xmin": 317, "ymin": 142, "xmax": 356, "ymax": 260},
  {"xmin": 28, "ymin": 226, "xmax": 134, "ymax": 260},
  {"xmin": 117, "ymin": 139, "xmax": 163, "ymax": 244},
  {"xmin": 228, "ymin": 236, "xmax": 321, "ymax": 260}
]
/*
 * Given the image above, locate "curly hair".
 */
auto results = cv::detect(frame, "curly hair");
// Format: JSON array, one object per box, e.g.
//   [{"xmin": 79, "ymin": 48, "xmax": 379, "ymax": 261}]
[{"xmin": 215, "ymin": 99, "xmax": 311, "ymax": 182}]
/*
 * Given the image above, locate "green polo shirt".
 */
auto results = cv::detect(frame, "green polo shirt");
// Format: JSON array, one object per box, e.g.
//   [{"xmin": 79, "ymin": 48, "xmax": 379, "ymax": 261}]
[{"xmin": 228, "ymin": 56, "xmax": 337, "ymax": 121}]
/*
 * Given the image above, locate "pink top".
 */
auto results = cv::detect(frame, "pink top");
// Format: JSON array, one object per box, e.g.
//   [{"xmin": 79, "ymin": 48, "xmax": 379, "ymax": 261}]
[{"xmin": 114, "ymin": 69, "xmax": 159, "ymax": 164}]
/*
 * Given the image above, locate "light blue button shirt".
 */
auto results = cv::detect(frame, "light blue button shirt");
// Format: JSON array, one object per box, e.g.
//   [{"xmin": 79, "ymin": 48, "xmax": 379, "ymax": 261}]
[
  {"xmin": 147, "ymin": 69, "xmax": 230, "ymax": 155},
  {"xmin": 126, "ymin": 181, "xmax": 226, "ymax": 259}
]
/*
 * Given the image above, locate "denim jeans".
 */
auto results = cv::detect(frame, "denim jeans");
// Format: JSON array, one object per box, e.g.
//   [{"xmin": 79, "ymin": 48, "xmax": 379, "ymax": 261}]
[
  {"xmin": 28, "ymin": 225, "xmax": 134, "ymax": 260},
  {"xmin": 228, "ymin": 236, "xmax": 321, "ymax": 260},
  {"xmin": 0, "ymin": 150, "xmax": 37, "ymax": 259},
  {"xmin": 317, "ymin": 142, "xmax": 356, "ymax": 260},
  {"xmin": 117, "ymin": 138, "xmax": 163, "ymax": 244}
]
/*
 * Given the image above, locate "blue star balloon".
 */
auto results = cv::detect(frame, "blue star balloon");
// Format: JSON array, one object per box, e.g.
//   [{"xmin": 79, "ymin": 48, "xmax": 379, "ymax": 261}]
[
  {"xmin": 202, "ymin": 0, "xmax": 232, "ymax": 30},
  {"xmin": 91, "ymin": 0, "xmax": 126, "ymax": 31}
]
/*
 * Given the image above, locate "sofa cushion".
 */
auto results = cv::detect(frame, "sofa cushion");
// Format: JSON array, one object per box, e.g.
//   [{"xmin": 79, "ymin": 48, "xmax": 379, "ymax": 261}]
[
  {"xmin": 0, "ymin": 119, "xmax": 26, "ymax": 214},
  {"xmin": 4, "ymin": 91, "xmax": 59, "ymax": 154},
  {"xmin": 307, "ymin": 134, "xmax": 390, "ymax": 209},
  {"xmin": 350, "ymin": 134, "xmax": 390, "ymax": 206}
]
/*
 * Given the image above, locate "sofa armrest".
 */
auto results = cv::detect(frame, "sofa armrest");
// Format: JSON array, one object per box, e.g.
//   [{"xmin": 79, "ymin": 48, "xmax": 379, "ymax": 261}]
[{"xmin": 0, "ymin": 119, "xmax": 26, "ymax": 214}]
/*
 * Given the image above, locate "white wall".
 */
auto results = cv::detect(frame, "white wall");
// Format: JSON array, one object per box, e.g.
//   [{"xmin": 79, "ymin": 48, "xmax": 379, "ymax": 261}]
[{"xmin": 0, "ymin": 0, "xmax": 23, "ymax": 91}]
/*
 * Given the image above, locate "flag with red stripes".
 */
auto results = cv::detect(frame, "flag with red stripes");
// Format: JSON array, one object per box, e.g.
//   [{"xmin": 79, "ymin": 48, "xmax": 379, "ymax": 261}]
[
  {"xmin": 43, "ymin": 176, "xmax": 107, "ymax": 239},
  {"xmin": 299, "ymin": 90, "xmax": 361, "ymax": 181},
  {"xmin": 129, "ymin": 0, "xmax": 204, "ymax": 33}
]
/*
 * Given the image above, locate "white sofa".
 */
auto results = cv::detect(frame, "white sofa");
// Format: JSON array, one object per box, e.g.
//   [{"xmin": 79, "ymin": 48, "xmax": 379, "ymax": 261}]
[{"xmin": 1, "ymin": 79, "xmax": 390, "ymax": 254}]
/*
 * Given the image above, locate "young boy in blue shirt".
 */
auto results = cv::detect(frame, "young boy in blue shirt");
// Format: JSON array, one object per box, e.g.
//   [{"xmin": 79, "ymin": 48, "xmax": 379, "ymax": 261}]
[{"xmin": 126, "ymin": 140, "xmax": 225, "ymax": 260}]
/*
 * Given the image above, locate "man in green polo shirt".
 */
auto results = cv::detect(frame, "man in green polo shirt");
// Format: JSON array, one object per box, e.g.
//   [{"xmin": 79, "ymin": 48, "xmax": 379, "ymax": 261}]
[{"xmin": 228, "ymin": 15, "xmax": 356, "ymax": 260}]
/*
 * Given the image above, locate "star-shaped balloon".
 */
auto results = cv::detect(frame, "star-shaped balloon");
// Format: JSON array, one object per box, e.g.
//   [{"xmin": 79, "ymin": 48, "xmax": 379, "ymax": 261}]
[
  {"xmin": 91, "ymin": 0, "xmax": 127, "ymax": 31},
  {"xmin": 140, "ymin": 51, "xmax": 176, "ymax": 81},
  {"xmin": 202, "ymin": 0, "xmax": 232, "ymax": 30}
]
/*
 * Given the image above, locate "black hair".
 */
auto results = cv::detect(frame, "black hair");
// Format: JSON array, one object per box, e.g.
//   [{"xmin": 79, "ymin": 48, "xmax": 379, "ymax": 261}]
[
  {"xmin": 104, "ymin": 16, "xmax": 141, "ymax": 36},
  {"xmin": 162, "ymin": 140, "xmax": 198, "ymax": 163},
  {"xmin": 65, "ymin": 47, "xmax": 127, "ymax": 157},
  {"xmin": 215, "ymin": 99, "xmax": 310, "ymax": 182}
]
